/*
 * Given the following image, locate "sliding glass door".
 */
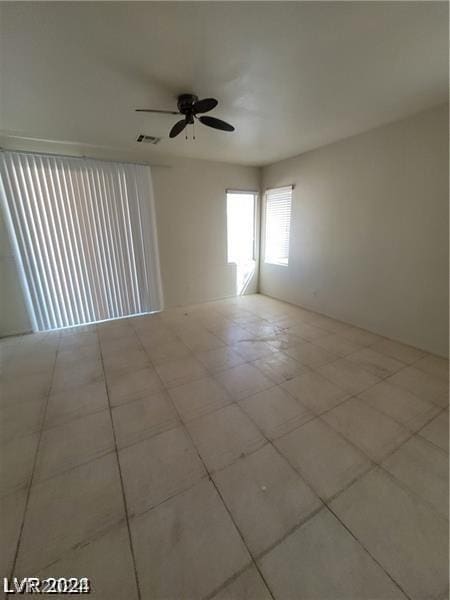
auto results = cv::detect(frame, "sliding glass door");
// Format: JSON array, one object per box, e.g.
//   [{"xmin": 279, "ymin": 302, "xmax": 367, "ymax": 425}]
[{"xmin": 0, "ymin": 151, "xmax": 163, "ymax": 331}]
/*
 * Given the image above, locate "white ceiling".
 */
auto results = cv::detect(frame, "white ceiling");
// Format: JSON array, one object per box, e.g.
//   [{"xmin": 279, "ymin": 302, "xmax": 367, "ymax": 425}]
[{"xmin": 0, "ymin": 2, "xmax": 448, "ymax": 166}]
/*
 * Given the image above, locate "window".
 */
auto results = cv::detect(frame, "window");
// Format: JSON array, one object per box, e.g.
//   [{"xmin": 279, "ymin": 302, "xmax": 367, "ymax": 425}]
[
  {"xmin": 226, "ymin": 191, "xmax": 256, "ymax": 294},
  {"xmin": 0, "ymin": 151, "xmax": 163, "ymax": 331},
  {"xmin": 264, "ymin": 185, "xmax": 292, "ymax": 266},
  {"xmin": 226, "ymin": 191, "xmax": 255, "ymax": 264}
]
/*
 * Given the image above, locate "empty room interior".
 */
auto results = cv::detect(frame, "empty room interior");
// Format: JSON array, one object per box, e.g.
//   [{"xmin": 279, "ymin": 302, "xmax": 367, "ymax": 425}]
[{"xmin": 0, "ymin": 2, "xmax": 449, "ymax": 599}]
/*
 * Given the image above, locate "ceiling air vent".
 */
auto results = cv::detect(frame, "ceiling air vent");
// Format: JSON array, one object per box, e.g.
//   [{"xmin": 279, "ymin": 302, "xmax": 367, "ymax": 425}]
[{"xmin": 136, "ymin": 134, "xmax": 161, "ymax": 144}]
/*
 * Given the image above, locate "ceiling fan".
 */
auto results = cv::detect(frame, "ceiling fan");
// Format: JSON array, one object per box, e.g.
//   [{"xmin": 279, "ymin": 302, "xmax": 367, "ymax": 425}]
[{"xmin": 136, "ymin": 94, "xmax": 235, "ymax": 138}]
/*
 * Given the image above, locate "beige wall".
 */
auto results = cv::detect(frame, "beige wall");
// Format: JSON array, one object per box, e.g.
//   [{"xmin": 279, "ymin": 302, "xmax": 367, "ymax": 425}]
[
  {"xmin": 0, "ymin": 151, "xmax": 259, "ymax": 336},
  {"xmin": 1, "ymin": 105, "xmax": 448, "ymax": 353},
  {"xmin": 152, "ymin": 157, "xmax": 259, "ymax": 307},
  {"xmin": 260, "ymin": 104, "xmax": 449, "ymax": 357}
]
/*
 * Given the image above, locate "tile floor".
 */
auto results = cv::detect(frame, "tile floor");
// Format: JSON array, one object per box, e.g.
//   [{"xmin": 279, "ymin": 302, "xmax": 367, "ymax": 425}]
[{"xmin": 1, "ymin": 293, "xmax": 448, "ymax": 600}]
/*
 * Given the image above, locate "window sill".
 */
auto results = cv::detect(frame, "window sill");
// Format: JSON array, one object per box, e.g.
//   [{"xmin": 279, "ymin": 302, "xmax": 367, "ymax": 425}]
[{"xmin": 264, "ymin": 260, "xmax": 289, "ymax": 267}]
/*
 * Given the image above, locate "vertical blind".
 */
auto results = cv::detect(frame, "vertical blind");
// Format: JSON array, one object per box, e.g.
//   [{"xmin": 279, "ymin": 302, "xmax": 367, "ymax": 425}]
[
  {"xmin": 264, "ymin": 185, "xmax": 293, "ymax": 266},
  {"xmin": 0, "ymin": 151, "xmax": 163, "ymax": 331}
]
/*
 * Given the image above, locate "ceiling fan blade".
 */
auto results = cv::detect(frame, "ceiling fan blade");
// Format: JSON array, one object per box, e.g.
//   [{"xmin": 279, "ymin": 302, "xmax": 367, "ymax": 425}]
[
  {"xmin": 192, "ymin": 98, "xmax": 218, "ymax": 114},
  {"xmin": 169, "ymin": 119, "xmax": 188, "ymax": 138},
  {"xmin": 199, "ymin": 115, "xmax": 235, "ymax": 132},
  {"xmin": 136, "ymin": 109, "xmax": 180, "ymax": 115}
]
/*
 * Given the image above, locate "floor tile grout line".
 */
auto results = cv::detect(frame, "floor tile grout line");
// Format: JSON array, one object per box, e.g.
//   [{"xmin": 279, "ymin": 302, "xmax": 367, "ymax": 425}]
[
  {"xmin": 197, "ymin": 449, "xmax": 437, "ymax": 600},
  {"xmin": 130, "ymin": 304, "xmax": 446, "ymax": 418},
  {"xmin": 268, "ymin": 354, "xmax": 415, "ymax": 429},
  {"xmin": 201, "ymin": 562, "xmax": 260, "ymax": 600},
  {"xmin": 316, "ymin": 398, "xmax": 448, "ymax": 471},
  {"xmin": 125, "ymin": 472, "xmax": 211, "ymax": 521},
  {"xmin": 28, "ymin": 371, "xmax": 445, "ymax": 527},
  {"xmin": 8, "ymin": 318, "xmax": 446, "ymax": 493},
  {"xmin": 13, "ymin": 403, "xmax": 425, "ymax": 512},
  {"xmin": 7, "ymin": 300, "xmax": 446, "ymax": 598},
  {"xmin": 305, "ymin": 350, "xmax": 449, "ymax": 417},
  {"xmin": 273, "ymin": 405, "xmax": 448, "ymax": 523},
  {"xmin": 6, "ymin": 334, "xmax": 61, "ymax": 593},
  {"xmin": 109, "ymin": 305, "xmax": 449, "ymax": 414},
  {"xmin": 27, "ymin": 448, "xmax": 117, "ymax": 489},
  {"xmin": 280, "ymin": 342, "xmax": 442, "ymax": 408},
  {"xmin": 98, "ymin": 334, "xmax": 143, "ymax": 600},
  {"xmin": 376, "ymin": 462, "xmax": 449, "ymax": 523},
  {"xmin": 129, "ymin": 312, "xmax": 449, "ymax": 533},
  {"xmin": 215, "ymin": 349, "xmax": 449, "ymax": 576},
  {"xmin": 199, "ymin": 479, "xmax": 276, "ymax": 600},
  {"xmin": 213, "ymin": 408, "xmax": 413, "ymax": 600},
  {"xmin": 352, "ymin": 394, "xmax": 443, "ymax": 432},
  {"xmin": 12, "ymin": 516, "xmax": 129, "ymax": 577},
  {"xmin": 182, "ymin": 304, "xmax": 446, "ymax": 378},
  {"xmin": 11, "ymin": 474, "xmax": 204, "ymax": 579},
  {"xmin": 261, "ymin": 296, "xmax": 425, "ymax": 355},
  {"xmin": 278, "ymin": 380, "xmax": 352, "ymax": 418},
  {"xmin": 112, "ymin": 419, "xmax": 182, "ymax": 452},
  {"xmin": 203, "ymin": 473, "xmax": 276, "ymax": 599},
  {"xmin": 133, "ymin": 329, "xmax": 278, "ymax": 600},
  {"xmin": 25, "ymin": 382, "xmax": 278, "ymax": 492},
  {"xmin": 301, "ymin": 364, "xmax": 448, "ymax": 440},
  {"xmin": 134, "ymin": 318, "xmax": 284, "ymax": 398},
  {"xmin": 311, "ymin": 406, "xmax": 450, "ymax": 522},
  {"xmin": 323, "ymin": 504, "xmax": 414, "ymax": 600},
  {"xmin": 152, "ymin": 303, "xmax": 323, "ymax": 364},
  {"xmin": 249, "ymin": 503, "xmax": 326, "ymax": 563},
  {"xmin": 211, "ymin": 391, "xmax": 372, "ymax": 566},
  {"xmin": 41, "ymin": 404, "xmax": 112, "ymax": 433},
  {"xmin": 416, "ymin": 410, "xmax": 449, "ymax": 453},
  {"xmin": 186, "ymin": 344, "xmax": 346, "ymax": 599}
]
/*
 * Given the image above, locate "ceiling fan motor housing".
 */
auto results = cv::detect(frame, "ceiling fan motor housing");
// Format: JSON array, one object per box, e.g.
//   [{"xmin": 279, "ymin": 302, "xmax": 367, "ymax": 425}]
[{"xmin": 177, "ymin": 94, "xmax": 198, "ymax": 115}]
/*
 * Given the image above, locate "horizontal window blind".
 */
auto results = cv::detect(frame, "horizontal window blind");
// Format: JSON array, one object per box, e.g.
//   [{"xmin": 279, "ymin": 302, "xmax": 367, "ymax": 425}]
[
  {"xmin": 0, "ymin": 151, "xmax": 163, "ymax": 331},
  {"xmin": 264, "ymin": 185, "xmax": 292, "ymax": 266}
]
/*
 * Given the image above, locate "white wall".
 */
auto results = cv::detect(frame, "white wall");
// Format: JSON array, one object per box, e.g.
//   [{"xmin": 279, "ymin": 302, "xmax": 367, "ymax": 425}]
[
  {"xmin": 0, "ymin": 150, "xmax": 259, "ymax": 336},
  {"xmin": 2, "ymin": 105, "xmax": 447, "ymax": 352},
  {"xmin": 152, "ymin": 157, "xmax": 259, "ymax": 307},
  {"xmin": 260, "ymin": 104, "xmax": 449, "ymax": 357}
]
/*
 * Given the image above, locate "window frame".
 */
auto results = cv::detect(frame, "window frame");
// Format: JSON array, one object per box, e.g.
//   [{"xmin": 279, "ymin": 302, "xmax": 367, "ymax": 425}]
[{"xmin": 225, "ymin": 189, "xmax": 258, "ymax": 264}]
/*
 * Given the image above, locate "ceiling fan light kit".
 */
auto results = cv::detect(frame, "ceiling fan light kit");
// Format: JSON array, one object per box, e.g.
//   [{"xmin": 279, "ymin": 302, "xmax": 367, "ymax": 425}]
[{"xmin": 136, "ymin": 93, "xmax": 235, "ymax": 140}]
